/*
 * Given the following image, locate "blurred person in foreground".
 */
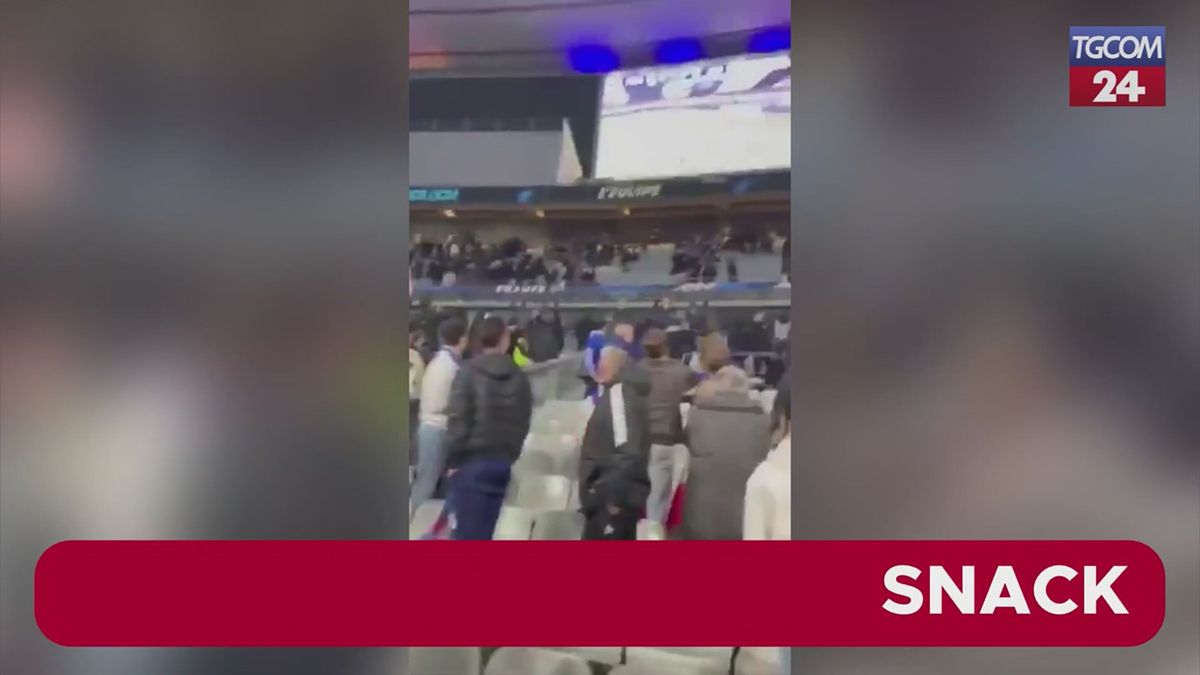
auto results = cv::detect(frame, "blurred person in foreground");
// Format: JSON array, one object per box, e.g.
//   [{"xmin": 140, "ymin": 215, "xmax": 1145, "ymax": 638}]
[
  {"xmin": 745, "ymin": 373, "xmax": 791, "ymax": 541},
  {"xmin": 680, "ymin": 366, "xmax": 771, "ymax": 540},
  {"xmin": 743, "ymin": 375, "xmax": 791, "ymax": 675},
  {"xmin": 640, "ymin": 328, "xmax": 700, "ymax": 524},
  {"xmin": 578, "ymin": 346, "xmax": 651, "ymax": 540},
  {"xmin": 410, "ymin": 317, "xmax": 467, "ymax": 519},
  {"xmin": 444, "ymin": 317, "xmax": 532, "ymax": 540}
]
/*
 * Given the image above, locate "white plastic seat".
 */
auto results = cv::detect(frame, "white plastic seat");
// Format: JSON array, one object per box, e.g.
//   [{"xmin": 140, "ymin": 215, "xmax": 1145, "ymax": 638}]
[
  {"xmin": 637, "ymin": 519, "xmax": 666, "ymax": 541},
  {"xmin": 408, "ymin": 647, "xmax": 482, "ymax": 675},
  {"xmin": 547, "ymin": 646, "xmax": 622, "ymax": 665},
  {"xmin": 626, "ymin": 647, "xmax": 733, "ymax": 672},
  {"xmin": 519, "ymin": 437, "xmax": 580, "ymax": 479},
  {"xmin": 531, "ymin": 509, "xmax": 585, "ymax": 540},
  {"xmin": 484, "ymin": 647, "xmax": 591, "ymax": 675},
  {"xmin": 511, "ymin": 474, "xmax": 572, "ymax": 511},
  {"xmin": 514, "ymin": 447, "xmax": 558, "ymax": 476},
  {"xmin": 409, "ymin": 500, "xmax": 445, "ymax": 540},
  {"xmin": 611, "ymin": 659, "xmax": 727, "ymax": 675},
  {"xmin": 733, "ymin": 648, "xmax": 783, "ymax": 675},
  {"xmin": 492, "ymin": 506, "xmax": 536, "ymax": 540}
]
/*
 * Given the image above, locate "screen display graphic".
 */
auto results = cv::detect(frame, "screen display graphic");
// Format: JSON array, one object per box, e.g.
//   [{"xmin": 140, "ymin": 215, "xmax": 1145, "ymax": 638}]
[{"xmin": 595, "ymin": 51, "xmax": 791, "ymax": 179}]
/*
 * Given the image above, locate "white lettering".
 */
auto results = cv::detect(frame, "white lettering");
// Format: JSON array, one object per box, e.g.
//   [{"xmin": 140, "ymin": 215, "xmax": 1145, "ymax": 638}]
[
  {"xmin": 597, "ymin": 184, "xmax": 663, "ymax": 200},
  {"xmin": 980, "ymin": 566, "xmax": 1031, "ymax": 614},
  {"xmin": 1072, "ymin": 35, "xmax": 1090, "ymax": 59},
  {"xmin": 1033, "ymin": 565, "xmax": 1078, "ymax": 615},
  {"xmin": 883, "ymin": 565, "xmax": 923, "ymax": 615},
  {"xmin": 929, "ymin": 565, "xmax": 975, "ymax": 614},
  {"xmin": 1084, "ymin": 565, "xmax": 1128, "ymax": 614},
  {"xmin": 1077, "ymin": 34, "xmax": 1163, "ymax": 61}
]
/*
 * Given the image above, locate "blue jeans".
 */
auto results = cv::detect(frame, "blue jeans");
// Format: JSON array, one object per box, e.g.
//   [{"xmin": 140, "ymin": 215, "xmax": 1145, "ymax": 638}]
[
  {"xmin": 448, "ymin": 459, "xmax": 511, "ymax": 540},
  {"xmin": 410, "ymin": 423, "xmax": 447, "ymax": 519}
]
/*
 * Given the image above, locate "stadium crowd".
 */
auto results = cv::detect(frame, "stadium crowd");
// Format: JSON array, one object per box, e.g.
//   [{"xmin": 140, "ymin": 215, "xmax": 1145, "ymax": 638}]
[
  {"xmin": 409, "ymin": 229, "xmax": 788, "ymax": 287},
  {"xmin": 408, "ymin": 311, "xmax": 790, "ymax": 544}
]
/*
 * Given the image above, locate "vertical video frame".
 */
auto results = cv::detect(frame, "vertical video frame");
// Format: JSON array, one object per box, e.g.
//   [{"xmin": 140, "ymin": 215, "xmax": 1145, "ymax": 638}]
[{"xmin": 408, "ymin": 12, "xmax": 791, "ymax": 675}]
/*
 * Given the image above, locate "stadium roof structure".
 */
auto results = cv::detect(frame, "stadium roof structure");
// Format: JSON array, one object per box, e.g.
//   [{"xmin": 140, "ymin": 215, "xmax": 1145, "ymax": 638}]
[{"xmin": 410, "ymin": 0, "xmax": 790, "ymax": 75}]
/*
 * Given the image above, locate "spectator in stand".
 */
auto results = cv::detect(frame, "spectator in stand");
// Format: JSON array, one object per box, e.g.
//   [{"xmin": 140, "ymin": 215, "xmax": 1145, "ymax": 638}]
[
  {"xmin": 745, "ymin": 373, "xmax": 790, "ymax": 540},
  {"xmin": 581, "ymin": 329, "xmax": 606, "ymax": 402},
  {"xmin": 444, "ymin": 317, "xmax": 533, "ymax": 540},
  {"xmin": 525, "ymin": 310, "xmax": 564, "ymax": 362},
  {"xmin": 780, "ymin": 235, "xmax": 791, "ymax": 283},
  {"xmin": 693, "ymin": 332, "xmax": 732, "ymax": 385},
  {"xmin": 681, "ymin": 366, "xmax": 771, "ymax": 540},
  {"xmin": 574, "ymin": 314, "xmax": 604, "ymax": 351},
  {"xmin": 609, "ymin": 321, "xmax": 642, "ymax": 361},
  {"xmin": 744, "ymin": 375, "xmax": 791, "ymax": 675},
  {"xmin": 578, "ymin": 347, "xmax": 652, "ymax": 540},
  {"xmin": 641, "ymin": 329, "xmax": 701, "ymax": 524},
  {"xmin": 511, "ymin": 332, "xmax": 532, "ymax": 369},
  {"xmin": 410, "ymin": 318, "xmax": 467, "ymax": 518},
  {"xmin": 408, "ymin": 330, "xmax": 426, "ymax": 453}
]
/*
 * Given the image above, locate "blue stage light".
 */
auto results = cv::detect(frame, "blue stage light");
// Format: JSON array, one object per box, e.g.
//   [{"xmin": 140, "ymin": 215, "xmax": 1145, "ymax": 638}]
[
  {"xmin": 655, "ymin": 38, "xmax": 705, "ymax": 64},
  {"xmin": 568, "ymin": 45, "xmax": 620, "ymax": 74},
  {"xmin": 747, "ymin": 26, "xmax": 790, "ymax": 53}
]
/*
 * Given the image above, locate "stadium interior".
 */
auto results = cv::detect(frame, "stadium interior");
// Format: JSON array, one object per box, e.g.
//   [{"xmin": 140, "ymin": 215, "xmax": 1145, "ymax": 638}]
[{"xmin": 409, "ymin": 1, "xmax": 790, "ymax": 673}]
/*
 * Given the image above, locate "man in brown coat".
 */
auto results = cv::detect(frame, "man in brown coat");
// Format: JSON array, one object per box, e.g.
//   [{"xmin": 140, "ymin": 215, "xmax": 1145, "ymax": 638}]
[{"xmin": 640, "ymin": 329, "xmax": 701, "ymax": 524}]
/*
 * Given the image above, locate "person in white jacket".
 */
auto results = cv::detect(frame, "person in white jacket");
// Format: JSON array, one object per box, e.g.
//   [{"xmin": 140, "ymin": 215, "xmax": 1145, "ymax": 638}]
[
  {"xmin": 743, "ymin": 378, "xmax": 791, "ymax": 674},
  {"xmin": 410, "ymin": 317, "xmax": 468, "ymax": 519}
]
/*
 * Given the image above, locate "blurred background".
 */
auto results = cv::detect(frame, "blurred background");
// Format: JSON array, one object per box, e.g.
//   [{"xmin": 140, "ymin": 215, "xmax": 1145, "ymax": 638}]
[
  {"xmin": 790, "ymin": 1, "xmax": 1198, "ymax": 674},
  {"xmin": 0, "ymin": 1, "xmax": 1196, "ymax": 675},
  {"xmin": 1, "ymin": 2, "xmax": 409, "ymax": 674}
]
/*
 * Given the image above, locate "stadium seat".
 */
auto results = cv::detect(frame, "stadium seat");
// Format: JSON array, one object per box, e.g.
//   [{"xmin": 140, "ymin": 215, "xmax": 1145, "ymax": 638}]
[
  {"xmin": 637, "ymin": 519, "xmax": 666, "ymax": 541},
  {"xmin": 520, "ymin": 435, "xmax": 580, "ymax": 478},
  {"xmin": 733, "ymin": 648, "xmax": 783, "ymax": 675},
  {"xmin": 408, "ymin": 647, "xmax": 482, "ymax": 675},
  {"xmin": 409, "ymin": 500, "xmax": 445, "ymax": 540},
  {"xmin": 533, "ymin": 400, "xmax": 593, "ymax": 435},
  {"xmin": 610, "ymin": 658, "xmax": 728, "ymax": 675},
  {"xmin": 626, "ymin": 647, "xmax": 733, "ymax": 672},
  {"xmin": 509, "ymin": 474, "xmax": 572, "ymax": 511},
  {"xmin": 492, "ymin": 506, "xmax": 536, "ymax": 540},
  {"xmin": 514, "ymin": 447, "xmax": 558, "ymax": 476},
  {"xmin": 546, "ymin": 646, "xmax": 622, "ymax": 666},
  {"xmin": 484, "ymin": 647, "xmax": 591, "ymax": 675},
  {"xmin": 530, "ymin": 509, "xmax": 584, "ymax": 540}
]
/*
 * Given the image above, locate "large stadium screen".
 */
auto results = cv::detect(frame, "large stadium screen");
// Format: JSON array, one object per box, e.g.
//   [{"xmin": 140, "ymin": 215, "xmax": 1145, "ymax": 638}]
[{"xmin": 594, "ymin": 51, "xmax": 791, "ymax": 180}]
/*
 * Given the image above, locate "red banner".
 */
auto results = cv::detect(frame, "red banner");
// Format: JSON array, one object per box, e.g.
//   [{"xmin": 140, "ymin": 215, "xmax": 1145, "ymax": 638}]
[{"xmin": 35, "ymin": 540, "xmax": 1163, "ymax": 647}]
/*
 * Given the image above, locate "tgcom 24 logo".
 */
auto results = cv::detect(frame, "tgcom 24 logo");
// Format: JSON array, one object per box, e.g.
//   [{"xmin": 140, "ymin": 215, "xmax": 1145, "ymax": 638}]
[{"xmin": 1069, "ymin": 26, "xmax": 1165, "ymax": 106}]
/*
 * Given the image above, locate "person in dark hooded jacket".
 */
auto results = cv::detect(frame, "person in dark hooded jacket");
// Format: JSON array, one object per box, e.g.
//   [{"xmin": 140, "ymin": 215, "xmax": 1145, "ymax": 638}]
[
  {"xmin": 525, "ymin": 310, "xmax": 564, "ymax": 362},
  {"xmin": 444, "ymin": 316, "xmax": 533, "ymax": 539},
  {"xmin": 578, "ymin": 346, "xmax": 652, "ymax": 540}
]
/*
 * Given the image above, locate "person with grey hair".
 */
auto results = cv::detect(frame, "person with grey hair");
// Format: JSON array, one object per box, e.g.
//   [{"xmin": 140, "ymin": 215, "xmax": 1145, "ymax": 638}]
[
  {"xmin": 681, "ymin": 365, "xmax": 771, "ymax": 540},
  {"xmin": 577, "ymin": 346, "xmax": 651, "ymax": 540}
]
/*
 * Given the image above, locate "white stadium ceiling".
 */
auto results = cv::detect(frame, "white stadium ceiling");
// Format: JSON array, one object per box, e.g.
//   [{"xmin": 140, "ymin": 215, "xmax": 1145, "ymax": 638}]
[{"xmin": 410, "ymin": 0, "xmax": 790, "ymax": 74}]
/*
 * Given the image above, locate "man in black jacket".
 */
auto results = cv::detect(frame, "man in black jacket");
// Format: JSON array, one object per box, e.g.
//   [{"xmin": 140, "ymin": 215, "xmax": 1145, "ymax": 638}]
[
  {"xmin": 444, "ymin": 317, "xmax": 533, "ymax": 540},
  {"xmin": 578, "ymin": 346, "xmax": 652, "ymax": 540},
  {"xmin": 525, "ymin": 310, "xmax": 564, "ymax": 363}
]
